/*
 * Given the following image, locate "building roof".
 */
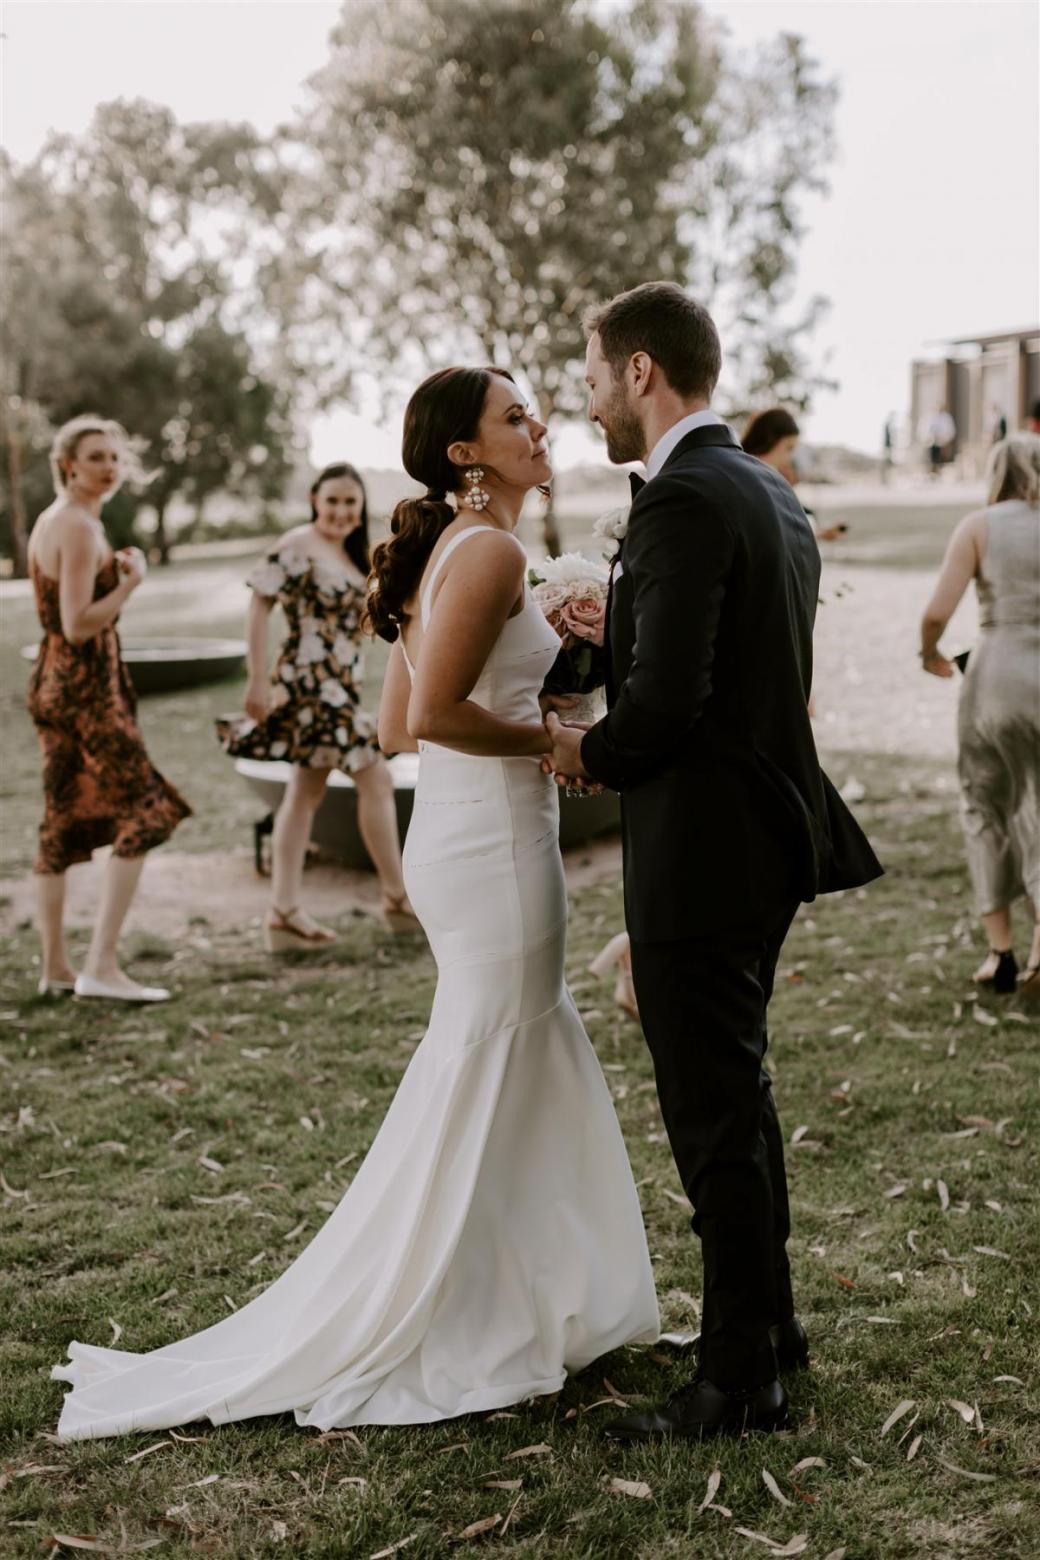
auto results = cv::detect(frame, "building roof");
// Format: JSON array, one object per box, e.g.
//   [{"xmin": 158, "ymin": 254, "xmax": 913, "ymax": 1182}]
[{"xmin": 945, "ymin": 327, "xmax": 1040, "ymax": 349}]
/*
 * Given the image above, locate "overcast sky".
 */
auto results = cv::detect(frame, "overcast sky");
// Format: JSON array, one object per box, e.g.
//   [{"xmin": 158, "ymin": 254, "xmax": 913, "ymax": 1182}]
[{"xmin": 3, "ymin": 0, "xmax": 1038, "ymax": 463}]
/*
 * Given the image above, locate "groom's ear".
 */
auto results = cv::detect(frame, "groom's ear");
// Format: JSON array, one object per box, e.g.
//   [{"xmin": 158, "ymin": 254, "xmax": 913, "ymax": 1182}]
[{"xmin": 629, "ymin": 352, "xmax": 654, "ymax": 398}]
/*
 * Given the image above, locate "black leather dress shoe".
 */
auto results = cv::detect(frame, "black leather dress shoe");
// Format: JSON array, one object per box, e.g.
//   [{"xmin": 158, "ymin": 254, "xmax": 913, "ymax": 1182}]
[
  {"xmin": 657, "ymin": 1317, "xmax": 810, "ymax": 1373},
  {"xmin": 772, "ymin": 1316, "xmax": 810, "ymax": 1372},
  {"xmin": 603, "ymin": 1376, "xmax": 789, "ymax": 1442}
]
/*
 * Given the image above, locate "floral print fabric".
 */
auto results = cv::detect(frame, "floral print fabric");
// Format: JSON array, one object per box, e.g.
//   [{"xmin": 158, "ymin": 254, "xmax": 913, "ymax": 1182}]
[
  {"xmin": 26, "ymin": 560, "xmax": 192, "ymax": 875},
  {"xmin": 216, "ymin": 545, "xmax": 380, "ymax": 773}
]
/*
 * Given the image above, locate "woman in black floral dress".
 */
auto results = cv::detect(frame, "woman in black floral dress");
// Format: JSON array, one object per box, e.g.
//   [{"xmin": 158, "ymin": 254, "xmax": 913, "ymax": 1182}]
[{"xmin": 218, "ymin": 464, "xmax": 415, "ymax": 949}]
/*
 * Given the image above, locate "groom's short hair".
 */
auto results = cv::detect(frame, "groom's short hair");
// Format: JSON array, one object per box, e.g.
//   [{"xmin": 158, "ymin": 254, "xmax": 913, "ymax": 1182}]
[{"xmin": 584, "ymin": 282, "xmax": 721, "ymax": 400}]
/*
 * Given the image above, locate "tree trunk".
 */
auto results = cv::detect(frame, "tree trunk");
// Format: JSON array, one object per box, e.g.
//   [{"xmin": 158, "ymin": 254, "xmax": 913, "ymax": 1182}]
[
  {"xmin": 539, "ymin": 486, "xmax": 564, "ymax": 558},
  {"xmin": 152, "ymin": 501, "xmax": 171, "ymax": 566},
  {"xmin": 4, "ymin": 414, "xmax": 30, "ymax": 578}
]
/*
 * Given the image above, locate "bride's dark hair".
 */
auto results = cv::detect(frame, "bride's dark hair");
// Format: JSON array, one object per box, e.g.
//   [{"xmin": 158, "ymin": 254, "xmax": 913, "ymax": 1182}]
[{"xmin": 364, "ymin": 365, "xmax": 514, "ymax": 643}]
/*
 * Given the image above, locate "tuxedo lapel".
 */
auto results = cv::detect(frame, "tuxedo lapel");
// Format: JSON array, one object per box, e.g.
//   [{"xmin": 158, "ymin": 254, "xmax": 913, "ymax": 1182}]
[{"xmin": 603, "ymin": 472, "xmax": 645, "ymax": 706}]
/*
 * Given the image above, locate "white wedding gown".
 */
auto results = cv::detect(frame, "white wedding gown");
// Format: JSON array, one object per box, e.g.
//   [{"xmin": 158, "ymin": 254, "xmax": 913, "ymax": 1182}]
[{"xmin": 53, "ymin": 525, "xmax": 659, "ymax": 1441}]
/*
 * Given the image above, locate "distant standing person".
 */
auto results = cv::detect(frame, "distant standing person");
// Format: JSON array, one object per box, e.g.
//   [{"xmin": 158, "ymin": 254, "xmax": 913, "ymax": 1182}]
[
  {"xmin": 742, "ymin": 408, "xmax": 845, "ymax": 541},
  {"xmin": 925, "ymin": 404, "xmax": 956, "ymax": 478},
  {"xmin": 919, "ymin": 434, "xmax": 1040, "ymax": 1001},
  {"xmin": 882, "ymin": 415, "xmax": 895, "ymax": 485},
  {"xmin": 991, "ymin": 405, "xmax": 1008, "ymax": 444},
  {"xmin": 217, "ymin": 463, "xmax": 417, "ymax": 949},
  {"xmin": 1027, "ymin": 400, "xmax": 1040, "ymax": 435},
  {"xmin": 26, "ymin": 415, "xmax": 191, "ymax": 1003}
]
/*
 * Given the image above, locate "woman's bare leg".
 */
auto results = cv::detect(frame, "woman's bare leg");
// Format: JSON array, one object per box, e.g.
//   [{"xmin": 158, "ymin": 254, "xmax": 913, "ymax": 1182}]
[
  {"xmin": 352, "ymin": 757, "xmax": 408, "ymax": 903},
  {"xmin": 270, "ymin": 766, "xmax": 332, "ymax": 931},
  {"xmin": 975, "ymin": 906, "xmax": 1012, "ymax": 981},
  {"xmin": 36, "ymin": 872, "xmax": 76, "ymax": 984},
  {"xmin": 82, "ymin": 854, "xmax": 148, "ymax": 990}
]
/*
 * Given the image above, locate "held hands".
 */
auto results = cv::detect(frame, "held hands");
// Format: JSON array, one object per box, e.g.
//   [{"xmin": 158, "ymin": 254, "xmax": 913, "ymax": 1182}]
[{"xmin": 541, "ymin": 710, "xmax": 602, "ymax": 796}]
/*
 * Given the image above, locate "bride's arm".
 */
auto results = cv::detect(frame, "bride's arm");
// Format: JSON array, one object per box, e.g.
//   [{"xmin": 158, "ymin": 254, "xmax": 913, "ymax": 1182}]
[
  {"xmin": 378, "ymin": 642, "xmax": 418, "ymax": 753},
  {"xmin": 407, "ymin": 534, "xmax": 552, "ymax": 758}
]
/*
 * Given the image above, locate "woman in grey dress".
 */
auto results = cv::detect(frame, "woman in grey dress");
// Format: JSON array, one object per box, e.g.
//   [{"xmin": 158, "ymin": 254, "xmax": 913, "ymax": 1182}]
[{"xmin": 920, "ymin": 434, "xmax": 1040, "ymax": 1000}]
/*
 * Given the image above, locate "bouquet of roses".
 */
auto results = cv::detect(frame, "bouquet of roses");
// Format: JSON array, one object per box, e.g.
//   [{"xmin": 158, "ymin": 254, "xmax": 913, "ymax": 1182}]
[{"xmin": 528, "ymin": 551, "xmax": 609, "ymax": 699}]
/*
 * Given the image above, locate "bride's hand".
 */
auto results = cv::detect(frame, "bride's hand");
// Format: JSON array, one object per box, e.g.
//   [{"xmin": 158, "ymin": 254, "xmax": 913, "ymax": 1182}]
[{"xmin": 539, "ymin": 691, "xmax": 581, "ymax": 719}]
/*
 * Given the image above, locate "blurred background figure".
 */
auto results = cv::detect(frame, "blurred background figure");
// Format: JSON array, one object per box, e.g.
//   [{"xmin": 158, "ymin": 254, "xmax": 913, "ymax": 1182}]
[
  {"xmin": 881, "ymin": 414, "xmax": 896, "ymax": 485},
  {"xmin": 741, "ymin": 407, "xmax": 846, "ymax": 541},
  {"xmin": 923, "ymin": 404, "xmax": 957, "ymax": 479},
  {"xmin": 1027, "ymin": 400, "xmax": 1040, "ymax": 435},
  {"xmin": 991, "ymin": 404, "xmax": 1008, "ymax": 444},
  {"xmin": 217, "ymin": 464, "xmax": 416, "ymax": 950},
  {"xmin": 26, "ymin": 416, "xmax": 191, "ymax": 1003},
  {"xmin": 919, "ymin": 434, "xmax": 1040, "ymax": 1000}
]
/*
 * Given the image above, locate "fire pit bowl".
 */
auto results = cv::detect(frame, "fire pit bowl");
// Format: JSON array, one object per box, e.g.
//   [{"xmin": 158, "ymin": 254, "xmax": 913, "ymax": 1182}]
[
  {"xmin": 234, "ymin": 754, "xmax": 619, "ymax": 870},
  {"xmin": 21, "ymin": 637, "xmax": 247, "ymax": 695}
]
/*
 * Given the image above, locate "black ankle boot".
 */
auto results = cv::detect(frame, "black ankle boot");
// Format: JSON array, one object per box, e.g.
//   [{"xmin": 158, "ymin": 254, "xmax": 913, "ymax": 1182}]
[{"xmin": 975, "ymin": 949, "xmax": 1018, "ymax": 995}]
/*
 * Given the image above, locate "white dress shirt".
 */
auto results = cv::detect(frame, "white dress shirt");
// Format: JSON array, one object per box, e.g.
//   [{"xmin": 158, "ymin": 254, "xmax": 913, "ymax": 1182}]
[{"xmin": 644, "ymin": 409, "xmax": 727, "ymax": 481}]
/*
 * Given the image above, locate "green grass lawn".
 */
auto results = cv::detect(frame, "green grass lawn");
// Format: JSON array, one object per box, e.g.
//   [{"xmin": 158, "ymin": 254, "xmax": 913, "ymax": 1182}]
[{"xmin": 1, "ymin": 747, "xmax": 1038, "ymax": 1558}]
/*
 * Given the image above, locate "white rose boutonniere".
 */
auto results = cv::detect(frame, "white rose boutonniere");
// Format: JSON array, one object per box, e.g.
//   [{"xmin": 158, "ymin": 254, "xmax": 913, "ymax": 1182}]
[{"xmin": 592, "ymin": 505, "xmax": 629, "ymax": 544}]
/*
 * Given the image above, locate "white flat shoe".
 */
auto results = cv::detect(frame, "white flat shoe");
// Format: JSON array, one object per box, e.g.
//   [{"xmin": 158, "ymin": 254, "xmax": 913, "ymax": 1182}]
[
  {"xmin": 74, "ymin": 974, "xmax": 170, "ymax": 1004},
  {"xmin": 37, "ymin": 977, "xmax": 77, "ymax": 996}
]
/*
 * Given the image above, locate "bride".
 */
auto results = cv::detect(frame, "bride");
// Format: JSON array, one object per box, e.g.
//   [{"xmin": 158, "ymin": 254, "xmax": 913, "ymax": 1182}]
[{"xmin": 52, "ymin": 365, "xmax": 660, "ymax": 1440}]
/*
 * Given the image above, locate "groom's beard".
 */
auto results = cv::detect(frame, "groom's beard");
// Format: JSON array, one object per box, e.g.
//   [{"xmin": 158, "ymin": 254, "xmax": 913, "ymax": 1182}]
[{"xmin": 601, "ymin": 386, "xmax": 645, "ymax": 466}]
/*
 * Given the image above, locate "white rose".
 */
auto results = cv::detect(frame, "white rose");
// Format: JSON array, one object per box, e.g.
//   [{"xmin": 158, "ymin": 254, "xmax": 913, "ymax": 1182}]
[
  {"xmin": 592, "ymin": 506, "xmax": 629, "ymax": 543},
  {"xmin": 532, "ymin": 550, "xmax": 611, "ymax": 587}
]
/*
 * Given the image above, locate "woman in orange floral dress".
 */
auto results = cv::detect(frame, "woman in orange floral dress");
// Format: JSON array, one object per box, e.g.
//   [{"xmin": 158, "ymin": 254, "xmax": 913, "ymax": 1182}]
[{"xmin": 26, "ymin": 415, "xmax": 191, "ymax": 1003}]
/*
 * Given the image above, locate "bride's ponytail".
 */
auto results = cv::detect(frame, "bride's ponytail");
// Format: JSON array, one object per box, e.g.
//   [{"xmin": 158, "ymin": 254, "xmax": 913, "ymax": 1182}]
[
  {"xmin": 365, "ymin": 492, "xmax": 455, "ymax": 642},
  {"xmin": 363, "ymin": 364, "xmax": 518, "ymax": 643}
]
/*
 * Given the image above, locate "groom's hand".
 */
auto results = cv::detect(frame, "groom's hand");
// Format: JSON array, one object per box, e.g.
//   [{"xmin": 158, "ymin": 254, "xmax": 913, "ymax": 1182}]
[{"xmin": 544, "ymin": 711, "xmax": 590, "ymax": 785}]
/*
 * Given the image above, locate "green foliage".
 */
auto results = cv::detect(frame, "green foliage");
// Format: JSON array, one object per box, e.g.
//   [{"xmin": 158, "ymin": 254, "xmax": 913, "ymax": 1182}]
[
  {"xmin": 0, "ymin": 103, "xmax": 297, "ymax": 569},
  {"xmin": 293, "ymin": 0, "xmax": 837, "ymax": 421}
]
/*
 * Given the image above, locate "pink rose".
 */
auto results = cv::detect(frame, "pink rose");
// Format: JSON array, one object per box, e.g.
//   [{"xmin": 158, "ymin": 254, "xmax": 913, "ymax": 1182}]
[
  {"xmin": 561, "ymin": 595, "xmax": 606, "ymax": 645},
  {"xmin": 532, "ymin": 581, "xmax": 570, "ymax": 634}
]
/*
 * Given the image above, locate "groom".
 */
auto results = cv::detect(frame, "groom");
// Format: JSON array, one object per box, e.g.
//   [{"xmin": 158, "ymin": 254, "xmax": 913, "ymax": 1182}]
[{"xmin": 547, "ymin": 282, "xmax": 882, "ymax": 1441}]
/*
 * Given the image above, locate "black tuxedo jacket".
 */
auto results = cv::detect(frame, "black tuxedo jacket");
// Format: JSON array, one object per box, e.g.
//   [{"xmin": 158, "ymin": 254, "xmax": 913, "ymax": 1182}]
[{"xmin": 580, "ymin": 423, "xmax": 882, "ymax": 941}]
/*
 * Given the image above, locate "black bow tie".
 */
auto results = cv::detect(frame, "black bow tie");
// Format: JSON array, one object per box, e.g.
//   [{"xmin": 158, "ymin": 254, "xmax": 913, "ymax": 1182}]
[{"xmin": 629, "ymin": 472, "xmax": 646, "ymax": 499}]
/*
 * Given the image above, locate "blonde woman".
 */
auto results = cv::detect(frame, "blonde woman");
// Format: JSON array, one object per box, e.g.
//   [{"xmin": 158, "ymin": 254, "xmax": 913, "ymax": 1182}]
[
  {"xmin": 26, "ymin": 415, "xmax": 191, "ymax": 1002},
  {"xmin": 920, "ymin": 434, "xmax": 1040, "ymax": 1000}
]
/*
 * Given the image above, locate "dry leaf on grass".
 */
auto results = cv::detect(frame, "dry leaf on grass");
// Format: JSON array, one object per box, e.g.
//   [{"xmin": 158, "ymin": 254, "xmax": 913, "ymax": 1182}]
[
  {"xmin": 881, "ymin": 1399, "xmax": 916, "ymax": 1437},
  {"xmin": 697, "ymin": 1467, "xmax": 722, "ymax": 1512},
  {"xmin": 456, "ymin": 1514, "xmax": 502, "ymax": 1540},
  {"xmin": 369, "ymin": 1537, "xmax": 418, "ymax": 1559},
  {"xmin": 338, "ymin": 1477, "xmax": 368, "ymax": 1491},
  {"xmin": 937, "ymin": 1180, "xmax": 950, "ymax": 1211},
  {"xmin": 948, "ymin": 1400, "xmax": 976, "ymax": 1423},
  {"xmin": 934, "ymin": 1455, "xmax": 997, "ymax": 1483},
  {"xmin": 993, "ymin": 1375, "xmax": 1026, "ymax": 1386},
  {"xmin": 822, "ymin": 1550, "xmax": 848, "ymax": 1560},
  {"xmin": 176, "ymin": 1473, "xmax": 220, "ymax": 1489},
  {"xmin": 762, "ymin": 1468, "xmax": 794, "ymax": 1507},
  {"xmin": 733, "ymin": 1528, "xmax": 808, "ymax": 1554},
  {"xmin": 124, "ymin": 1441, "xmax": 172, "ymax": 1464},
  {"xmin": 108, "ymin": 1318, "xmax": 123, "ymax": 1344},
  {"xmin": 973, "ymin": 1245, "xmax": 1011, "ymax": 1260},
  {"xmin": 789, "ymin": 1457, "xmax": 826, "ymax": 1477},
  {"xmin": 608, "ymin": 1477, "xmax": 652, "ymax": 1499},
  {"xmin": 483, "ymin": 1480, "xmax": 522, "ymax": 1491},
  {"xmin": 437, "ymin": 1441, "xmax": 470, "ymax": 1456},
  {"xmin": 906, "ymin": 1434, "xmax": 923, "ymax": 1462},
  {"xmin": 506, "ymin": 1443, "xmax": 553, "ymax": 1460},
  {"xmin": 197, "ymin": 1155, "xmax": 224, "ymax": 1174},
  {"xmin": 972, "ymin": 1006, "xmax": 998, "ymax": 1027},
  {"xmin": 49, "ymin": 1541, "xmax": 162, "ymax": 1555}
]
